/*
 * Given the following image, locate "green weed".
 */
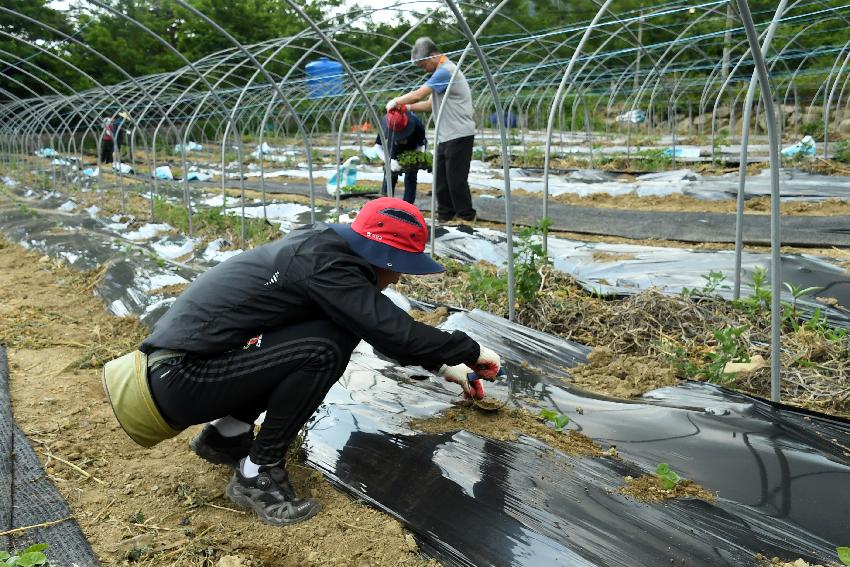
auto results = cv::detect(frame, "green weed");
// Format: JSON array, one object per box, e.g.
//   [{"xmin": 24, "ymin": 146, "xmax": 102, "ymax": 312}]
[
  {"xmin": 837, "ymin": 546, "xmax": 850, "ymax": 566},
  {"xmin": 539, "ymin": 409, "xmax": 569, "ymax": 431},
  {"xmin": 467, "ymin": 263, "xmax": 508, "ymax": 309},
  {"xmin": 661, "ymin": 324, "xmax": 749, "ymax": 384},
  {"xmin": 0, "ymin": 544, "xmax": 48, "ymax": 567},
  {"xmin": 705, "ymin": 325, "xmax": 750, "ymax": 383},
  {"xmin": 782, "ymin": 282, "xmax": 823, "ymax": 325},
  {"xmin": 732, "ymin": 266, "xmax": 771, "ymax": 315},
  {"xmin": 466, "ymin": 219, "xmax": 551, "ymax": 309},
  {"xmin": 513, "ymin": 219, "xmax": 552, "ymax": 305},
  {"xmin": 152, "ymin": 196, "xmax": 279, "ymax": 247},
  {"xmin": 682, "ymin": 269, "xmax": 726, "ymax": 298},
  {"xmin": 655, "ymin": 463, "xmax": 681, "ymax": 490}
]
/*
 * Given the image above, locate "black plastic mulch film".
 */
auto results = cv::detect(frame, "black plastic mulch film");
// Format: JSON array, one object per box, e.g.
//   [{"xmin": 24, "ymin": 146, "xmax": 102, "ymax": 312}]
[
  {"xmin": 2, "ymin": 187, "xmax": 850, "ymax": 566},
  {"xmin": 306, "ymin": 310, "xmax": 850, "ymax": 567},
  {"xmin": 0, "ymin": 347, "xmax": 99, "ymax": 566}
]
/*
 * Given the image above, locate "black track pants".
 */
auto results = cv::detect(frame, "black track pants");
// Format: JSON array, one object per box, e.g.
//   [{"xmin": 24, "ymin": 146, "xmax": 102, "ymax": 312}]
[
  {"xmin": 381, "ymin": 169, "xmax": 418, "ymax": 203},
  {"xmin": 434, "ymin": 135, "xmax": 475, "ymax": 221},
  {"xmin": 148, "ymin": 319, "xmax": 358, "ymax": 465}
]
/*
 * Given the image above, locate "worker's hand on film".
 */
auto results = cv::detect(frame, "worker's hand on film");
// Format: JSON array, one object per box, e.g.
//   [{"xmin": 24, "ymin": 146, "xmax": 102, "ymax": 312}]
[
  {"xmin": 390, "ymin": 159, "xmax": 401, "ymax": 172},
  {"xmin": 416, "ymin": 145, "xmax": 426, "ymax": 153},
  {"xmin": 439, "ymin": 364, "xmax": 485, "ymax": 399},
  {"xmin": 386, "ymin": 99, "xmax": 398, "ymax": 112},
  {"xmin": 473, "ymin": 344, "xmax": 502, "ymax": 380}
]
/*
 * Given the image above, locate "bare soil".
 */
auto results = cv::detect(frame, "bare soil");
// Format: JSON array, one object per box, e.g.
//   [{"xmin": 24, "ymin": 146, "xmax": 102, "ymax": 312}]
[
  {"xmin": 619, "ymin": 475, "xmax": 716, "ymax": 503},
  {"xmin": 408, "ymin": 405, "xmax": 602, "ymax": 458},
  {"xmin": 756, "ymin": 555, "xmax": 832, "ymax": 567},
  {"xmin": 568, "ymin": 347, "xmax": 679, "ymax": 399},
  {"xmin": 0, "ymin": 237, "xmax": 438, "ymax": 567}
]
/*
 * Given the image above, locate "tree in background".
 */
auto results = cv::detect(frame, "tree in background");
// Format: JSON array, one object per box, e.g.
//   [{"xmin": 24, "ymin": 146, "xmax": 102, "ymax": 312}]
[{"xmin": 0, "ymin": 0, "xmax": 74, "ymax": 100}]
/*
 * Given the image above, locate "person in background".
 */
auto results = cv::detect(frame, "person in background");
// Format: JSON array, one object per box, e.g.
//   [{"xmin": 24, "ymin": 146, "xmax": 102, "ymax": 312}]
[
  {"xmin": 386, "ymin": 37, "xmax": 476, "ymax": 223},
  {"xmin": 112, "ymin": 111, "xmax": 131, "ymax": 164},
  {"xmin": 99, "ymin": 116, "xmax": 114, "ymax": 166},
  {"xmin": 374, "ymin": 105, "xmax": 427, "ymax": 204}
]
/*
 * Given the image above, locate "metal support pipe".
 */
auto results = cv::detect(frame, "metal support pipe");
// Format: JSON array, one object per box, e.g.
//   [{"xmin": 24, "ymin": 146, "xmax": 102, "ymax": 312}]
[{"xmin": 733, "ymin": 0, "xmax": 784, "ymax": 403}]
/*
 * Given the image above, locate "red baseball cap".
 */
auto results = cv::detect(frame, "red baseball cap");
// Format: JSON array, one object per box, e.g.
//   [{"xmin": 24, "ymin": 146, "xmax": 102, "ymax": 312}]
[
  {"xmin": 380, "ymin": 107, "xmax": 415, "ymax": 140},
  {"xmin": 329, "ymin": 197, "xmax": 444, "ymax": 274}
]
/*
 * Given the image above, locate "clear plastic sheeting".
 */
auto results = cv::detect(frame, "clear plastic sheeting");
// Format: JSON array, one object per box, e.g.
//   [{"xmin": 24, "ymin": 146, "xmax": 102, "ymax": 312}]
[
  {"xmin": 433, "ymin": 225, "xmax": 850, "ymax": 325},
  {"xmin": 305, "ymin": 310, "xmax": 850, "ymax": 567}
]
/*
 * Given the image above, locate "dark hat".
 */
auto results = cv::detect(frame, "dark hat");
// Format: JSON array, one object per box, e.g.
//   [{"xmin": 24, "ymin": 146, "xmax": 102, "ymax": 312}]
[
  {"xmin": 379, "ymin": 106, "xmax": 416, "ymax": 142},
  {"xmin": 329, "ymin": 197, "xmax": 443, "ymax": 275}
]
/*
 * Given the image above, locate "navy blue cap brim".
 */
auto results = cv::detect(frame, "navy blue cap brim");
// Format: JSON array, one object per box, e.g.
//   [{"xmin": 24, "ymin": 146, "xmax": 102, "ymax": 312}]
[
  {"xmin": 329, "ymin": 224, "xmax": 444, "ymax": 275},
  {"xmin": 379, "ymin": 111, "xmax": 416, "ymax": 141}
]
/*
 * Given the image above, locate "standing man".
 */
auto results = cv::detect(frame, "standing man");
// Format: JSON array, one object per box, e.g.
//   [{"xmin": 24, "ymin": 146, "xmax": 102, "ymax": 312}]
[{"xmin": 387, "ymin": 37, "xmax": 476, "ymax": 223}]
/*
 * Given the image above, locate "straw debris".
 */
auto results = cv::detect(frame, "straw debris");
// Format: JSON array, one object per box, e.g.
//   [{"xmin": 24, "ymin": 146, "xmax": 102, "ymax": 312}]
[{"xmin": 398, "ymin": 262, "xmax": 850, "ymax": 416}]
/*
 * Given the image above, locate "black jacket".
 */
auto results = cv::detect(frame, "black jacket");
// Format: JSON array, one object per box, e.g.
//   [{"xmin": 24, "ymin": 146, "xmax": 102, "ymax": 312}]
[
  {"xmin": 140, "ymin": 224, "xmax": 479, "ymax": 370},
  {"xmin": 375, "ymin": 115, "xmax": 427, "ymax": 159}
]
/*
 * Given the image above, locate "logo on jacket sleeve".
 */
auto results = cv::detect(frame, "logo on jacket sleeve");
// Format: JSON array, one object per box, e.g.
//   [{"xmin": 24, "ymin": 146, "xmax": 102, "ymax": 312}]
[
  {"xmin": 264, "ymin": 271, "xmax": 280, "ymax": 286},
  {"xmin": 244, "ymin": 334, "xmax": 263, "ymax": 349}
]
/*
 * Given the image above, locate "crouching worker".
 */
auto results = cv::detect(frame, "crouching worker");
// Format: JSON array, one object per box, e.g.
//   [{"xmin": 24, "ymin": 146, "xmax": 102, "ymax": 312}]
[
  {"xmin": 374, "ymin": 105, "xmax": 427, "ymax": 203},
  {"xmin": 102, "ymin": 197, "xmax": 502, "ymax": 526}
]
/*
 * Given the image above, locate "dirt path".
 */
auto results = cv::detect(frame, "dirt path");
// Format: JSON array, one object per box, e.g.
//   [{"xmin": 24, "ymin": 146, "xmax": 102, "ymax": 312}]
[{"xmin": 0, "ymin": 237, "xmax": 437, "ymax": 567}]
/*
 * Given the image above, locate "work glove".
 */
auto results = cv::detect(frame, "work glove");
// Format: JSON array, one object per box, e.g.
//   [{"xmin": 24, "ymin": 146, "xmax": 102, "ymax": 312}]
[
  {"xmin": 472, "ymin": 344, "xmax": 501, "ymax": 379},
  {"xmin": 416, "ymin": 144, "xmax": 426, "ymax": 153},
  {"xmin": 373, "ymin": 144, "xmax": 386, "ymax": 162},
  {"xmin": 390, "ymin": 159, "xmax": 401, "ymax": 172},
  {"xmin": 386, "ymin": 99, "xmax": 398, "ymax": 112},
  {"xmin": 439, "ymin": 363, "xmax": 485, "ymax": 400}
]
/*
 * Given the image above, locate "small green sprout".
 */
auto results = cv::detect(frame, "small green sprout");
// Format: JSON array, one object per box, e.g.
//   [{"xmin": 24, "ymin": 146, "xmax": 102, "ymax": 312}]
[
  {"xmin": 837, "ymin": 546, "xmax": 850, "ymax": 566},
  {"xmin": 655, "ymin": 463, "xmax": 681, "ymax": 490},
  {"xmin": 0, "ymin": 543, "xmax": 49, "ymax": 567},
  {"xmin": 539, "ymin": 409, "xmax": 569, "ymax": 431}
]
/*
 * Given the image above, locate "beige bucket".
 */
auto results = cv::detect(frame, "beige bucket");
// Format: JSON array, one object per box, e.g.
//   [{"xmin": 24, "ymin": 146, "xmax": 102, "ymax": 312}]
[{"xmin": 102, "ymin": 350, "xmax": 180, "ymax": 448}]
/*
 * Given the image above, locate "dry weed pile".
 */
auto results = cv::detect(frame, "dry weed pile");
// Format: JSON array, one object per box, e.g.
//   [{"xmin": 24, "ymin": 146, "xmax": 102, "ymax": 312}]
[{"xmin": 399, "ymin": 262, "xmax": 850, "ymax": 416}]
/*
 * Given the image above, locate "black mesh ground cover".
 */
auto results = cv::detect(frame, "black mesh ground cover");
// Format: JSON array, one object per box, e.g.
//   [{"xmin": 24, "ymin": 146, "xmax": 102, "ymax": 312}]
[
  {"xmin": 200, "ymin": 174, "xmax": 850, "ymax": 248},
  {"xmin": 0, "ymin": 347, "xmax": 99, "ymax": 566}
]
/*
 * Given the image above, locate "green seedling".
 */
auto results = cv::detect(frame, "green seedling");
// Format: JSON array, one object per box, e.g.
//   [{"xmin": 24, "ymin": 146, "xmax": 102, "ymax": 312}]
[
  {"xmin": 396, "ymin": 150, "xmax": 432, "ymax": 171},
  {"xmin": 540, "ymin": 409, "xmax": 570, "ymax": 431},
  {"xmin": 0, "ymin": 544, "xmax": 48, "ymax": 567},
  {"xmin": 655, "ymin": 463, "xmax": 681, "ymax": 490},
  {"xmin": 782, "ymin": 281, "xmax": 823, "ymax": 323},
  {"xmin": 837, "ymin": 547, "xmax": 850, "ymax": 566}
]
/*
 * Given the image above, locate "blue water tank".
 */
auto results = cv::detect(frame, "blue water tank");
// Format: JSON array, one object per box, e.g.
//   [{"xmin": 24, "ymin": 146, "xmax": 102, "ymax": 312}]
[{"xmin": 305, "ymin": 57, "xmax": 344, "ymax": 99}]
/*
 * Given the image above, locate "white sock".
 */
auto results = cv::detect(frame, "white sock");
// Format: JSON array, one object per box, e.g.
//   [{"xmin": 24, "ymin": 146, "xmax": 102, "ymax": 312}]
[
  {"xmin": 211, "ymin": 416, "xmax": 252, "ymax": 437},
  {"xmin": 240, "ymin": 456, "xmax": 262, "ymax": 478}
]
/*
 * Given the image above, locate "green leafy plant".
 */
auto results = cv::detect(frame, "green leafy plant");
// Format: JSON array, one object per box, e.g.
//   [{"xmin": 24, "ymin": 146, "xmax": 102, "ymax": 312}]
[
  {"xmin": 782, "ymin": 282, "xmax": 823, "ymax": 324},
  {"xmin": 703, "ymin": 324, "xmax": 751, "ymax": 383},
  {"xmin": 467, "ymin": 264, "xmax": 508, "ymax": 309},
  {"xmin": 539, "ymin": 409, "xmax": 569, "ymax": 431},
  {"xmin": 513, "ymin": 219, "xmax": 552, "ymax": 305},
  {"xmin": 0, "ymin": 544, "xmax": 48, "ymax": 567},
  {"xmin": 837, "ymin": 546, "xmax": 850, "ymax": 566},
  {"xmin": 799, "ymin": 308, "xmax": 848, "ymax": 342},
  {"xmin": 655, "ymin": 463, "xmax": 681, "ymax": 490},
  {"xmin": 660, "ymin": 324, "xmax": 750, "ymax": 384},
  {"xmin": 733, "ymin": 266, "xmax": 771, "ymax": 315},
  {"xmin": 682, "ymin": 270, "xmax": 726, "ymax": 298},
  {"xmin": 396, "ymin": 150, "xmax": 432, "ymax": 172},
  {"xmin": 833, "ymin": 141, "xmax": 850, "ymax": 164}
]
